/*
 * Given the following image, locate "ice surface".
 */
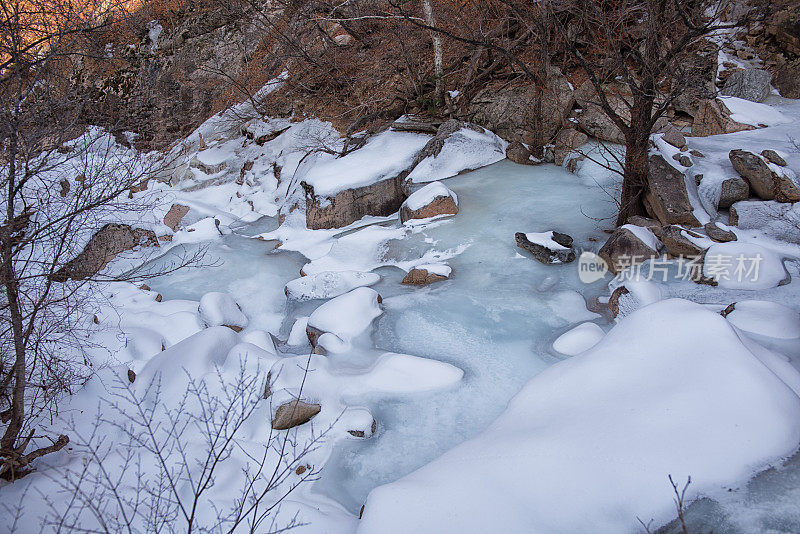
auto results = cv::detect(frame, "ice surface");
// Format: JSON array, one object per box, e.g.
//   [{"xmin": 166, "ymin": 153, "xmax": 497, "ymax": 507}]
[{"xmin": 358, "ymin": 299, "xmax": 800, "ymax": 534}]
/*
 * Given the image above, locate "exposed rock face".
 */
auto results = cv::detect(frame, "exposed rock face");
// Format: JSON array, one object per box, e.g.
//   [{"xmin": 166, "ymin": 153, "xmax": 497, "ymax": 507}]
[
  {"xmin": 189, "ymin": 154, "xmax": 226, "ymax": 175},
  {"xmin": 661, "ymin": 226, "xmax": 706, "ymax": 258},
  {"xmin": 729, "ymin": 149, "xmax": 800, "ymax": 202},
  {"xmin": 515, "ymin": 231, "xmax": 575, "ymax": 264},
  {"xmin": 303, "ymin": 175, "xmax": 407, "ymax": 229},
  {"xmin": 402, "ymin": 268, "xmax": 449, "ymax": 286},
  {"xmin": 718, "ymin": 176, "xmax": 750, "ymax": 209},
  {"xmin": 469, "ymin": 72, "xmax": 574, "ymax": 144},
  {"xmin": 608, "ymin": 285, "xmax": 630, "ymax": 319},
  {"xmin": 705, "ymin": 222, "xmax": 737, "ymax": 242},
  {"xmin": 691, "ymin": 99, "xmax": 756, "ymax": 136},
  {"xmin": 505, "ymin": 142, "xmax": 536, "ymax": 165},
  {"xmin": 598, "ymin": 227, "xmax": 660, "ymax": 275},
  {"xmin": 399, "ymin": 183, "xmax": 459, "ymax": 223},
  {"xmin": 720, "ymin": 69, "xmax": 773, "ymax": 102},
  {"xmin": 645, "ymin": 155, "xmax": 701, "ymax": 227},
  {"xmin": 627, "ymin": 216, "xmax": 663, "ymax": 240},
  {"xmin": 762, "ymin": 149, "xmax": 788, "ymax": 167},
  {"xmin": 774, "ymin": 59, "xmax": 800, "ymax": 98},
  {"xmin": 766, "ymin": 3, "xmax": 800, "ymax": 57},
  {"xmin": 163, "ymin": 204, "xmax": 190, "ymax": 231},
  {"xmin": 660, "ymin": 124, "xmax": 687, "ymax": 150},
  {"xmin": 54, "ymin": 223, "xmax": 158, "ymax": 281},
  {"xmin": 552, "ymin": 128, "xmax": 588, "ymax": 166},
  {"xmin": 272, "ymin": 400, "xmax": 321, "ymax": 430}
]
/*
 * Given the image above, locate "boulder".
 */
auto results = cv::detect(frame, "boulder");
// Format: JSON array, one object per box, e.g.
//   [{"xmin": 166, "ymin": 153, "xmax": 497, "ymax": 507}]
[
  {"xmin": 515, "ymin": 231, "xmax": 576, "ymax": 264},
  {"xmin": 729, "ymin": 149, "xmax": 800, "ymax": 202},
  {"xmin": 661, "ymin": 226, "xmax": 706, "ymax": 258},
  {"xmin": 402, "ymin": 264, "xmax": 451, "ymax": 286},
  {"xmin": 198, "ymin": 292, "xmax": 248, "ymax": 332},
  {"xmin": 660, "ymin": 124, "xmax": 687, "ymax": 150},
  {"xmin": 272, "ymin": 400, "xmax": 321, "ymax": 430},
  {"xmin": 774, "ymin": 59, "xmax": 800, "ymax": 99},
  {"xmin": 704, "ymin": 222, "xmax": 737, "ymax": 243},
  {"xmin": 506, "ymin": 142, "xmax": 537, "ymax": 165},
  {"xmin": 720, "ymin": 69, "xmax": 773, "ymax": 102},
  {"xmin": 552, "ymin": 128, "xmax": 588, "ymax": 166},
  {"xmin": 645, "ymin": 155, "xmax": 701, "ymax": 227},
  {"xmin": 400, "ymin": 182, "xmax": 459, "ymax": 223},
  {"xmin": 469, "ymin": 70, "xmax": 574, "ymax": 144},
  {"xmin": 627, "ymin": 215, "xmax": 663, "ymax": 240},
  {"xmin": 766, "ymin": 4, "xmax": 800, "ymax": 57},
  {"xmin": 761, "ymin": 150, "xmax": 787, "ymax": 167},
  {"xmin": 718, "ymin": 175, "xmax": 750, "ymax": 209},
  {"xmin": 163, "ymin": 204, "xmax": 189, "ymax": 231},
  {"xmin": 54, "ymin": 223, "xmax": 158, "ymax": 281},
  {"xmin": 303, "ymin": 174, "xmax": 407, "ymax": 229},
  {"xmin": 598, "ymin": 227, "xmax": 660, "ymax": 275},
  {"xmin": 672, "ymin": 153, "xmax": 693, "ymax": 167},
  {"xmin": 691, "ymin": 99, "xmax": 756, "ymax": 137}
]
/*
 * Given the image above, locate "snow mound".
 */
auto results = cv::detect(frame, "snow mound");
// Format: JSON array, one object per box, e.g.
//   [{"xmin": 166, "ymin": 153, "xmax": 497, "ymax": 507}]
[
  {"xmin": 703, "ymin": 242, "xmax": 788, "ymax": 290},
  {"xmin": 198, "ymin": 291, "xmax": 249, "ymax": 330},
  {"xmin": 403, "ymin": 181, "xmax": 458, "ymax": 211},
  {"xmin": 552, "ymin": 322, "xmax": 605, "ymax": 355},
  {"xmin": 307, "ymin": 287, "xmax": 382, "ymax": 342},
  {"xmin": 357, "ymin": 299, "xmax": 800, "ymax": 534},
  {"xmin": 407, "ymin": 127, "xmax": 507, "ymax": 183},
  {"xmin": 726, "ymin": 300, "xmax": 800, "ymax": 340},
  {"xmin": 346, "ymin": 352, "xmax": 464, "ymax": 394},
  {"xmin": 285, "ymin": 270, "xmax": 381, "ymax": 301}
]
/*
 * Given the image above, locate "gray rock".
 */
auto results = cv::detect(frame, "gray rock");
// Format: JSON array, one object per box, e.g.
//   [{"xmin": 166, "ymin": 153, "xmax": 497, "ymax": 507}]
[
  {"xmin": 672, "ymin": 153, "xmax": 693, "ymax": 167},
  {"xmin": 303, "ymin": 175, "xmax": 407, "ymax": 229},
  {"xmin": 598, "ymin": 227, "xmax": 660, "ymax": 275},
  {"xmin": 661, "ymin": 225, "xmax": 706, "ymax": 258},
  {"xmin": 721, "ymin": 69, "xmax": 773, "ymax": 102},
  {"xmin": 761, "ymin": 149, "xmax": 787, "ymax": 167},
  {"xmin": 660, "ymin": 124, "xmax": 687, "ymax": 149},
  {"xmin": 272, "ymin": 400, "xmax": 321, "ymax": 430},
  {"xmin": 553, "ymin": 128, "xmax": 588, "ymax": 166},
  {"xmin": 515, "ymin": 231, "xmax": 575, "ymax": 264},
  {"xmin": 505, "ymin": 142, "xmax": 537, "ymax": 165},
  {"xmin": 729, "ymin": 149, "xmax": 800, "ymax": 202},
  {"xmin": 645, "ymin": 155, "xmax": 701, "ymax": 227},
  {"xmin": 718, "ymin": 176, "xmax": 750, "ymax": 209},
  {"xmin": 704, "ymin": 222, "xmax": 737, "ymax": 242}
]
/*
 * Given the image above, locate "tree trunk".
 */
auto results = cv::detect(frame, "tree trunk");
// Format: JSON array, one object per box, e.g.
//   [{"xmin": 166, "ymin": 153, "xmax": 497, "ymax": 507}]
[
  {"xmin": 616, "ymin": 136, "xmax": 650, "ymax": 226},
  {"xmin": 422, "ymin": 0, "xmax": 444, "ymax": 107}
]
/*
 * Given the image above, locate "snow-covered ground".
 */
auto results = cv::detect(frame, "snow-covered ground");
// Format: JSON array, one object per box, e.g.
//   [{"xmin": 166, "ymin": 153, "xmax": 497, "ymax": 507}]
[{"xmin": 5, "ymin": 89, "xmax": 800, "ymax": 534}]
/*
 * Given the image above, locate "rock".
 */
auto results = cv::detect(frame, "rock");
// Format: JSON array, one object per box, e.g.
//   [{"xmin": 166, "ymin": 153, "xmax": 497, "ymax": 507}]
[
  {"xmin": 644, "ymin": 155, "xmax": 701, "ymax": 227},
  {"xmin": 163, "ymin": 204, "xmax": 189, "ymax": 232},
  {"xmin": 59, "ymin": 179, "xmax": 70, "ymax": 197},
  {"xmin": 469, "ymin": 70, "xmax": 574, "ymax": 144},
  {"xmin": 271, "ymin": 400, "xmax": 321, "ymax": 430},
  {"xmin": 577, "ymin": 102, "xmax": 625, "ymax": 144},
  {"xmin": 515, "ymin": 231, "xmax": 576, "ymax": 264},
  {"xmin": 505, "ymin": 142, "xmax": 537, "ymax": 165},
  {"xmin": 127, "ymin": 369, "xmax": 136, "ymax": 383},
  {"xmin": 285, "ymin": 271, "xmax": 380, "ymax": 301},
  {"xmin": 399, "ymin": 182, "xmax": 459, "ymax": 223},
  {"xmin": 761, "ymin": 149, "xmax": 787, "ymax": 167},
  {"xmin": 704, "ymin": 222, "xmax": 737, "ymax": 242},
  {"xmin": 774, "ymin": 59, "xmax": 800, "ymax": 99},
  {"xmin": 402, "ymin": 265, "xmax": 451, "ymax": 286},
  {"xmin": 552, "ymin": 128, "xmax": 588, "ymax": 166},
  {"xmin": 672, "ymin": 153, "xmax": 693, "ymax": 167},
  {"xmin": 718, "ymin": 175, "xmax": 750, "ymax": 209},
  {"xmin": 766, "ymin": 4, "xmax": 800, "ymax": 57},
  {"xmin": 691, "ymin": 99, "xmax": 756, "ymax": 137},
  {"xmin": 661, "ymin": 226, "xmax": 706, "ymax": 258},
  {"xmin": 660, "ymin": 124, "xmax": 687, "ymax": 149},
  {"xmin": 54, "ymin": 223, "xmax": 158, "ymax": 281},
  {"xmin": 598, "ymin": 227, "xmax": 660, "ymax": 275},
  {"xmin": 729, "ymin": 149, "xmax": 800, "ymax": 202},
  {"xmin": 411, "ymin": 119, "xmax": 468, "ymax": 165},
  {"xmin": 720, "ymin": 69, "xmax": 773, "ymax": 102},
  {"xmin": 303, "ymin": 174, "xmax": 407, "ymax": 229},
  {"xmin": 189, "ymin": 154, "xmax": 226, "ymax": 175},
  {"xmin": 690, "ymin": 150, "xmax": 705, "ymax": 158},
  {"xmin": 608, "ymin": 285, "xmax": 629, "ymax": 319},
  {"xmin": 627, "ymin": 216, "xmax": 663, "ymax": 240}
]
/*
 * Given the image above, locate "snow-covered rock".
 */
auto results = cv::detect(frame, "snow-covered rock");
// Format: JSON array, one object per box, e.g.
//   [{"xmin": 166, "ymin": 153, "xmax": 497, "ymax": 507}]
[
  {"xmin": 406, "ymin": 126, "xmax": 507, "ymax": 183},
  {"xmin": 357, "ymin": 299, "xmax": 800, "ymax": 534},
  {"xmin": 515, "ymin": 231, "xmax": 575, "ymax": 264},
  {"xmin": 401, "ymin": 263, "xmax": 452, "ymax": 285},
  {"xmin": 720, "ymin": 69, "xmax": 773, "ymax": 103},
  {"xmin": 306, "ymin": 287, "xmax": 382, "ymax": 346},
  {"xmin": 598, "ymin": 226, "xmax": 660, "ymax": 275},
  {"xmin": 645, "ymin": 155, "xmax": 701, "ymax": 227},
  {"xmin": 285, "ymin": 271, "xmax": 380, "ymax": 301},
  {"xmin": 703, "ymin": 242, "xmax": 789, "ymax": 290},
  {"xmin": 198, "ymin": 292, "xmax": 249, "ymax": 331},
  {"xmin": 552, "ymin": 322, "xmax": 605, "ymax": 355},
  {"xmin": 729, "ymin": 200, "xmax": 800, "ymax": 241},
  {"xmin": 400, "ymin": 181, "xmax": 459, "ymax": 223},
  {"xmin": 729, "ymin": 149, "xmax": 800, "ymax": 202},
  {"xmin": 725, "ymin": 300, "xmax": 800, "ymax": 340}
]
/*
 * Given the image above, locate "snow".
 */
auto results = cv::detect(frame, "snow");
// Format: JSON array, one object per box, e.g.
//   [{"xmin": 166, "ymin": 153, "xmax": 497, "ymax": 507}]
[
  {"xmin": 413, "ymin": 263, "xmax": 451, "ymax": 277},
  {"xmin": 406, "ymin": 127, "xmax": 508, "ymax": 183},
  {"xmin": 726, "ymin": 300, "xmax": 800, "ymax": 339},
  {"xmin": 285, "ymin": 271, "xmax": 381, "ymax": 301},
  {"xmin": 357, "ymin": 299, "xmax": 800, "ymax": 534},
  {"xmin": 288, "ymin": 316, "xmax": 311, "ymax": 345},
  {"xmin": 547, "ymin": 290, "xmax": 601, "ymax": 322},
  {"xmin": 302, "ymin": 130, "xmax": 430, "ymax": 197},
  {"xmin": 719, "ymin": 96, "xmax": 792, "ymax": 127},
  {"xmin": 523, "ymin": 230, "xmax": 570, "ymax": 250},
  {"xmin": 198, "ymin": 291, "xmax": 248, "ymax": 330},
  {"xmin": 346, "ymin": 352, "xmax": 464, "ymax": 394},
  {"xmin": 621, "ymin": 223, "xmax": 662, "ymax": 251},
  {"xmin": 306, "ymin": 287, "xmax": 383, "ymax": 342},
  {"xmin": 552, "ymin": 321, "xmax": 605, "ymax": 355},
  {"xmin": 403, "ymin": 181, "xmax": 458, "ymax": 211},
  {"xmin": 703, "ymin": 242, "xmax": 788, "ymax": 290}
]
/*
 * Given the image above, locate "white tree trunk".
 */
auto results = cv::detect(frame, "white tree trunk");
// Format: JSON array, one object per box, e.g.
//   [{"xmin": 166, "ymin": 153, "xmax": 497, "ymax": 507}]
[{"xmin": 422, "ymin": 0, "xmax": 444, "ymax": 106}]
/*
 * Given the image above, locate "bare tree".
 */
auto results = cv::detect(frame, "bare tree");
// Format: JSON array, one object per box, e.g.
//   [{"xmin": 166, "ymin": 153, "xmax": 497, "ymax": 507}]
[{"xmin": 0, "ymin": 0, "xmax": 199, "ymax": 480}]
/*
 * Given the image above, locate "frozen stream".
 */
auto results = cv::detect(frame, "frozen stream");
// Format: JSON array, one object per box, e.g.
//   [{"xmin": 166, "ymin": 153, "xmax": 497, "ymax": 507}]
[{"xmin": 143, "ymin": 158, "xmax": 800, "ymax": 532}]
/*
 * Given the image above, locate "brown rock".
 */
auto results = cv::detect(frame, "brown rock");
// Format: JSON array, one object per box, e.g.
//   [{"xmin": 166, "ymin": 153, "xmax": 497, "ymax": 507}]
[
  {"xmin": 645, "ymin": 155, "xmax": 701, "ymax": 227},
  {"xmin": 691, "ymin": 99, "xmax": 756, "ymax": 137},
  {"xmin": 627, "ymin": 216, "xmax": 663, "ymax": 240},
  {"xmin": 774, "ymin": 59, "xmax": 800, "ymax": 99},
  {"xmin": 661, "ymin": 226, "xmax": 706, "ymax": 258},
  {"xmin": 729, "ymin": 149, "xmax": 800, "ymax": 202},
  {"xmin": 598, "ymin": 227, "xmax": 660, "ymax": 275},
  {"xmin": 718, "ymin": 175, "xmax": 750, "ymax": 209},
  {"xmin": 660, "ymin": 124, "xmax": 687, "ymax": 149},
  {"xmin": 704, "ymin": 222, "xmax": 737, "ymax": 242},
  {"xmin": 272, "ymin": 400, "xmax": 321, "ymax": 430},
  {"xmin": 127, "ymin": 369, "xmax": 136, "ymax": 383},
  {"xmin": 303, "ymin": 175, "xmax": 407, "ymax": 230},
  {"xmin": 402, "ymin": 268, "xmax": 450, "ymax": 286},
  {"xmin": 163, "ymin": 204, "xmax": 190, "ymax": 232},
  {"xmin": 506, "ymin": 142, "xmax": 537, "ymax": 165},
  {"xmin": 552, "ymin": 128, "xmax": 588, "ymax": 166},
  {"xmin": 761, "ymin": 150, "xmax": 787, "ymax": 167},
  {"xmin": 399, "ymin": 194, "xmax": 459, "ymax": 223},
  {"xmin": 608, "ymin": 285, "xmax": 629, "ymax": 319}
]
